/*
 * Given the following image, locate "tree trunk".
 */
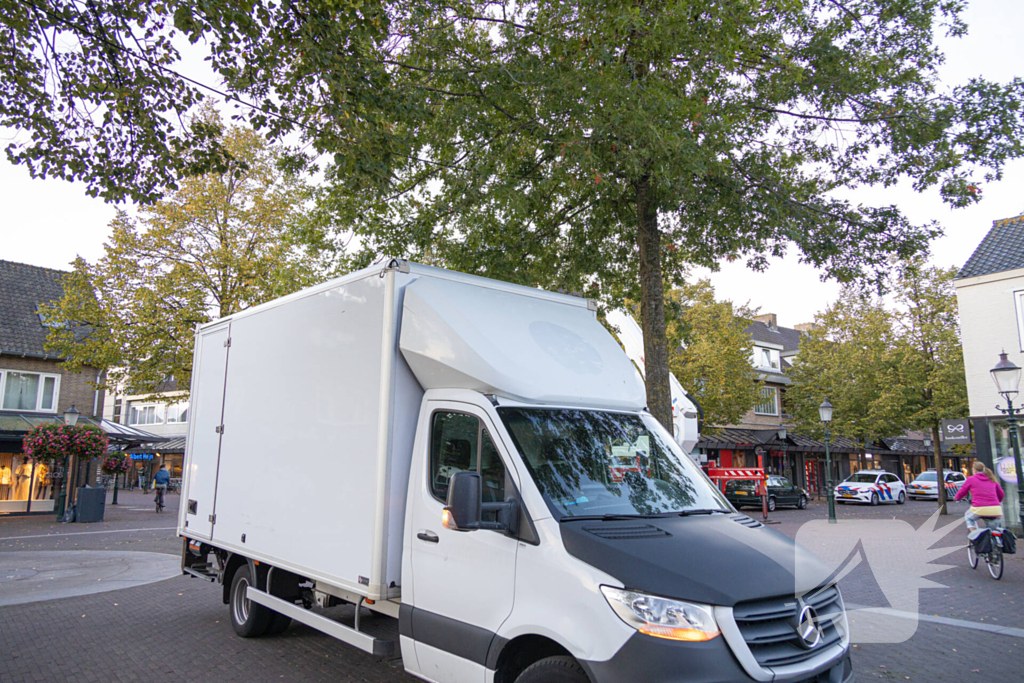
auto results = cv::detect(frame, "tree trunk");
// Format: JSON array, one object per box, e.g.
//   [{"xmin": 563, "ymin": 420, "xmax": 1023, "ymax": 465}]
[
  {"xmin": 635, "ymin": 176, "xmax": 673, "ymax": 431},
  {"xmin": 932, "ymin": 423, "xmax": 947, "ymax": 515}
]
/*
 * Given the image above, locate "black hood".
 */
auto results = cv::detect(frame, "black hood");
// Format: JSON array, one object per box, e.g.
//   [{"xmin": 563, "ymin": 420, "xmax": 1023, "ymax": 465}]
[{"xmin": 559, "ymin": 513, "xmax": 832, "ymax": 606}]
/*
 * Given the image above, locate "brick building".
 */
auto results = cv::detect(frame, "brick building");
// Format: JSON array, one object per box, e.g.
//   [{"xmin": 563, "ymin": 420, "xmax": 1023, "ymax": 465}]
[{"xmin": 0, "ymin": 260, "xmax": 161, "ymax": 514}]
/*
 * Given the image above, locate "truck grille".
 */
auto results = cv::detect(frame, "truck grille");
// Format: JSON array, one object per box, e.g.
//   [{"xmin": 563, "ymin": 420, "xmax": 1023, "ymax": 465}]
[{"xmin": 731, "ymin": 585, "xmax": 844, "ymax": 669}]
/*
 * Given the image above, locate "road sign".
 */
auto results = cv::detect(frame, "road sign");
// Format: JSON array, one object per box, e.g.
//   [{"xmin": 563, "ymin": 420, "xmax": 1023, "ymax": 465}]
[{"xmin": 940, "ymin": 418, "xmax": 971, "ymax": 444}]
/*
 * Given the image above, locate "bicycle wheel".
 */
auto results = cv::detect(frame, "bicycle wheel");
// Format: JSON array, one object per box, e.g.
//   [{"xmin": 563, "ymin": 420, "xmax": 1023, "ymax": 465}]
[
  {"xmin": 967, "ymin": 544, "xmax": 978, "ymax": 569},
  {"xmin": 988, "ymin": 547, "xmax": 1003, "ymax": 580}
]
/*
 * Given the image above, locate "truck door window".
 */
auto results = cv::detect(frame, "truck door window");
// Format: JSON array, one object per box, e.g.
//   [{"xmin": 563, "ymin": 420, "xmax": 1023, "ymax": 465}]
[{"xmin": 429, "ymin": 411, "xmax": 506, "ymax": 505}]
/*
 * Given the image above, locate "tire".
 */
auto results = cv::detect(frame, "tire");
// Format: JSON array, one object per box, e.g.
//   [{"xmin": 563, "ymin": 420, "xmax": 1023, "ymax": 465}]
[
  {"xmin": 870, "ymin": 492, "xmax": 879, "ymax": 506},
  {"xmin": 897, "ymin": 491, "xmax": 906, "ymax": 505},
  {"xmin": 230, "ymin": 565, "xmax": 272, "ymax": 637},
  {"xmin": 797, "ymin": 495, "xmax": 808, "ymax": 510},
  {"xmin": 767, "ymin": 496, "xmax": 776, "ymax": 512},
  {"xmin": 988, "ymin": 547, "xmax": 1004, "ymax": 580},
  {"xmin": 266, "ymin": 612, "xmax": 292, "ymax": 635},
  {"xmin": 515, "ymin": 656, "xmax": 589, "ymax": 683},
  {"xmin": 968, "ymin": 544, "xmax": 978, "ymax": 569}
]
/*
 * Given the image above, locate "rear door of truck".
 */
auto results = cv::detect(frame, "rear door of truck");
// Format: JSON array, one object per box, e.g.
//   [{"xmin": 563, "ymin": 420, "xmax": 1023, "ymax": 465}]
[{"xmin": 181, "ymin": 323, "xmax": 231, "ymax": 539}]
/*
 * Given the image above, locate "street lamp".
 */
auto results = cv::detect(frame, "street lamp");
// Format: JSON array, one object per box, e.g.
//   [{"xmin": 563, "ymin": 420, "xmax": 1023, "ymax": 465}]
[
  {"xmin": 819, "ymin": 399, "xmax": 837, "ymax": 524},
  {"xmin": 991, "ymin": 352, "xmax": 1024, "ymax": 529},
  {"xmin": 56, "ymin": 405, "xmax": 80, "ymax": 520},
  {"xmin": 63, "ymin": 404, "xmax": 80, "ymax": 426}
]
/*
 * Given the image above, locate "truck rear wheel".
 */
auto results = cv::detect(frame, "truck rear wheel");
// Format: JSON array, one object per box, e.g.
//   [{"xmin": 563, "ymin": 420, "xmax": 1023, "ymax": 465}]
[
  {"xmin": 266, "ymin": 612, "xmax": 292, "ymax": 635},
  {"xmin": 230, "ymin": 564, "xmax": 272, "ymax": 637},
  {"xmin": 515, "ymin": 656, "xmax": 589, "ymax": 683}
]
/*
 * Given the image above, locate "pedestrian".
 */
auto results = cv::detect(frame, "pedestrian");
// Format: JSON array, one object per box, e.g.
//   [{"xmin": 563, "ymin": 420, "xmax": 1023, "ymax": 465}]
[
  {"xmin": 153, "ymin": 464, "xmax": 171, "ymax": 512},
  {"xmin": 954, "ymin": 461, "xmax": 1004, "ymax": 531}
]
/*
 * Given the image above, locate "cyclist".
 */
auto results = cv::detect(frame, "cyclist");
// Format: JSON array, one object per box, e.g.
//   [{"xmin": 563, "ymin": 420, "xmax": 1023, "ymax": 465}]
[
  {"xmin": 954, "ymin": 461, "xmax": 1004, "ymax": 531},
  {"xmin": 153, "ymin": 464, "xmax": 171, "ymax": 512}
]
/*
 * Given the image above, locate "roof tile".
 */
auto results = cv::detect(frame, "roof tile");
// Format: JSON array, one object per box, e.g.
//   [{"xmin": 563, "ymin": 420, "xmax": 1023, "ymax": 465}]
[{"xmin": 958, "ymin": 214, "xmax": 1024, "ymax": 279}]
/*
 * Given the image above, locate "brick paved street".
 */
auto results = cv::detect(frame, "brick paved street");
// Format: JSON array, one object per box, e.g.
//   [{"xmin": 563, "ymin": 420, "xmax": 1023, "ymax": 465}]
[{"xmin": 1, "ymin": 490, "xmax": 1021, "ymax": 681}]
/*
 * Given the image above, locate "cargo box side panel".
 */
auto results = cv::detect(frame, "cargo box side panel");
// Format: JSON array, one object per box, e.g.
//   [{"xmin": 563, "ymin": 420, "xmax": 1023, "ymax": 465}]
[
  {"xmin": 211, "ymin": 276, "xmax": 386, "ymax": 592},
  {"xmin": 181, "ymin": 324, "xmax": 231, "ymax": 540}
]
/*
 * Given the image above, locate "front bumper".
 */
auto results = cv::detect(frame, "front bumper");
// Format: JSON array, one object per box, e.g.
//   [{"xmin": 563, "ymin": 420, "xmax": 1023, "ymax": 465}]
[
  {"xmin": 907, "ymin": 486, "xmax": 938, "ymax": 498},
  {"xmin": 580, "ymin": 633, "xmax": 853, "ymax": 683},
  {"xmin": 834, "ymin": 488, "xmax": 873, "ymax": 503}
]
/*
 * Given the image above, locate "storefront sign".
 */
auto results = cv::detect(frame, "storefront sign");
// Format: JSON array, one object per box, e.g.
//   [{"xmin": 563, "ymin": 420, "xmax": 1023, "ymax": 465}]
[
  {"xmin": 131, "ymin": 453, "xmax": 155, "ymax": 461},
  {"xmin": 996, "ymin": 456, "xmax": 1018, "ymax": 484},
  {"xmin": 940, "ymin": 419, "xmax": 971, "ymax": 444}
]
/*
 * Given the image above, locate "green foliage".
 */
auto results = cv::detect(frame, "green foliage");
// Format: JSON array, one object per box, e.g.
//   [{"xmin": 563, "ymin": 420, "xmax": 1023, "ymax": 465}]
[
  {"xmin": 662, "ymin": 280, "xmax": 762, "ymax": 430},
  {"xmin": 40, "ymin": 116, "xmax": 324, "ymax": 397},
  {"xmin": 788, "ymin": 260, "xmax": 967, "ymax": 442},
  {"xmin": 0, "ymin": 0, "xmax": 395, "ymax": 203}
]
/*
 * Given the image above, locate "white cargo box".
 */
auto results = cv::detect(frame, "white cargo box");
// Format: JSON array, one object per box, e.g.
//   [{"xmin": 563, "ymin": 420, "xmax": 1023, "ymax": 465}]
[{"xmin": 179, "ymin": 261, "xmax": 645, "ymax": 601}]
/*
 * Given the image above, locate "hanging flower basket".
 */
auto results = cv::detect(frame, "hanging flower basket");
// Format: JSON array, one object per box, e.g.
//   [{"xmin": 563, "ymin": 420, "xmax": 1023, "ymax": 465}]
[
  {"xmin": 101, "ymin": 453, "xmax": 132, "ymax": 475},
  {"xmin": 23, "ymin": 423, "xmax": 110, "ymax": 467}
]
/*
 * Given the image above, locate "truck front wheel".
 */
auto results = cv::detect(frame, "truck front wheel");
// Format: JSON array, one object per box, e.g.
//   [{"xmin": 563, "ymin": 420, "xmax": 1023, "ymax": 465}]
[
  {"xmin": 515, "ymin": 656, "xmax": 589, "ymax": 683},
  {"xmin": 230, "ymin": 564, "xmax": 272, "ymax": 637}
]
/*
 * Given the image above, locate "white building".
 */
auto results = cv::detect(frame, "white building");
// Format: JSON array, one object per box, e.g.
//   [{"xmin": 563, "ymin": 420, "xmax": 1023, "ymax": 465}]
[{"xmin": 953, "ymin": 213, "xmax": 1024, "ymax": 530}]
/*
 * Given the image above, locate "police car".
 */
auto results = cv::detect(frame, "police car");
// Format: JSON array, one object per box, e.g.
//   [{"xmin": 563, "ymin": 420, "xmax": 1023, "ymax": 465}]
[
  {"xmin": 834, "ymin": 469, "xmax": 906, "ymax": 505},
  {"xmin": 907, "ymin": 469, "xmax": 966, "ymax": 500}
]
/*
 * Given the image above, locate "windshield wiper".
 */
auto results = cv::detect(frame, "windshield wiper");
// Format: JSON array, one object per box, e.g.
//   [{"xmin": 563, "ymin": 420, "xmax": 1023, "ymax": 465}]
[
  {"xmin": 559, "ymin": 513, "xmax": 673, "ymax": 522},
  {"xmin": 676, "ymin": 509, "xmax": 729, "ymax": 517}
]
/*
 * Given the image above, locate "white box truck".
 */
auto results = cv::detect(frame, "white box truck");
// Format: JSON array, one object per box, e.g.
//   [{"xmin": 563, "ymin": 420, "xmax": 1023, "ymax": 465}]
[{"xmin": 178, "ymin": 260, "xmax": 852, "ymax": 683}]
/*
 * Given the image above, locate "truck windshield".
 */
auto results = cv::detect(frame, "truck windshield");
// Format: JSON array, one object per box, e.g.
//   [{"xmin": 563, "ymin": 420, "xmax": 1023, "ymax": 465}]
[{"xmin": 497, "ymin": 407, "xmax": 729, "ymax": 519}]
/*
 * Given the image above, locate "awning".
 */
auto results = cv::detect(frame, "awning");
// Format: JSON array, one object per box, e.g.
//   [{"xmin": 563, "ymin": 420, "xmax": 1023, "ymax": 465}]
[
  {"xmin": 0, "ymin": 412, "xmax": 167, "ymax": 445},
  {"xmin": 126, "ymin": 436, "xmax": 186, "ymax": 455}
]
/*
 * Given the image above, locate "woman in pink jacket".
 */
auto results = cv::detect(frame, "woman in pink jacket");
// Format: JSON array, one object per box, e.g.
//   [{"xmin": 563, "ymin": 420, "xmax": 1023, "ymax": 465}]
[{"xmin": 954, "ymin": 461, "xmax": 1005, "ymax": 531}]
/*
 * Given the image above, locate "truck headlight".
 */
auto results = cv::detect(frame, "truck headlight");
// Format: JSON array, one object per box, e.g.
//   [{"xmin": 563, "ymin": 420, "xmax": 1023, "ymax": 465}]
[{"xmin": 600, "ymin": 586, "xmax": 720, "ymax": 641}]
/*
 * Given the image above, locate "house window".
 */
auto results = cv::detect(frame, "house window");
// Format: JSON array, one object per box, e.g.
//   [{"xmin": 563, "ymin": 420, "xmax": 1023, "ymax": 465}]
[
  {"xmin": 1015, "ymin": 289, "xmax": 1024, "ymax": 352},
  {"xmin": 754, "ymin": 386, "xmax": 779, "ymax": 416},
  {"xmin": 128, "ymin": 404, "xmax": 164, "ymax": 426},
  {"xmin": 166, "ymin": 402, "xmax": 189, "ymax": 424},
  {"xmin": 0, "ymin": 369, "xmax": 60, "ymax": 412},
  {"xmin": 761, "ymin": 349, "xmax": 772, "ymax": 367}
]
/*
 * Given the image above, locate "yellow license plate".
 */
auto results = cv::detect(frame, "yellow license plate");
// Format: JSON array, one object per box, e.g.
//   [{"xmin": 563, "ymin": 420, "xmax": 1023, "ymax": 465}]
[
  {"xmin": 736, "ymin": 491, "xmax": 749, "ymax": 495},
  {"xmin": 841, "ymin": 494, "xmax": 855, "ymax": 498}
]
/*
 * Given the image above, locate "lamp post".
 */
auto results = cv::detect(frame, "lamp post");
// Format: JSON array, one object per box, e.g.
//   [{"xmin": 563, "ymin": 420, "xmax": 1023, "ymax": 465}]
[
  {"xmin": 991, "ymin": 352, "xmax": 1024, "ymax": 529},
  {"xmin": 819, "ymin": 399, "xmax": 837, "ymax": 524},
  {"xmin": 55, "ymin": 405, "xmax": 81, "ymax": 520}
]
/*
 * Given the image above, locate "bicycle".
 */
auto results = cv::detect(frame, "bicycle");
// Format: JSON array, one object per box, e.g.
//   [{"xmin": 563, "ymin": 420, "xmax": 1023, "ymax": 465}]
[
  {"xmin": 967, "ymin": 523, "xmax": 1004, "ymax": 580},
  {"xmin": 155, "ymin": 485, "xmax": 167, "ymax": 513}
]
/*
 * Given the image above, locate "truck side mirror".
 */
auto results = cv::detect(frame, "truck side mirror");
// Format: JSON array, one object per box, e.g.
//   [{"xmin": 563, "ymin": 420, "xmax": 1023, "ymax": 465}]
[{"xmin": 444, "ymin": 471, "xmax": 482, "ymax": 531}]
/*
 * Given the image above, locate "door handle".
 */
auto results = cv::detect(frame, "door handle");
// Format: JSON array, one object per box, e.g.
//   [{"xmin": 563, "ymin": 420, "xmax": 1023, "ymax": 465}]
[{"xmin": 417, "ymin": 531, "xmax": 439, "ymax": 543}]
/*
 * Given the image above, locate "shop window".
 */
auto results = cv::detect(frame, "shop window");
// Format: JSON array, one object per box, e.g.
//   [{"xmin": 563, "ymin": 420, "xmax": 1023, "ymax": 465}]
[
  {"xmin": 0, "ymin": 369, "xmax": 60, "ymax": 412},
  {"xmin": 754, "ymin": 386, "xmax": 779, "ymax": 416},
  {"xmin": 429, "ymin": 411, "xmax": 506, "ymax": 504},
  {"xmin": 0, "ymin": 453, "xmax": 56, "ymax": 512}
]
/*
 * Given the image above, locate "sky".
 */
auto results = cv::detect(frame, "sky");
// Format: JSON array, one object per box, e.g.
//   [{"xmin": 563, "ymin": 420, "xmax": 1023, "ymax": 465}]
[{"xmin": 2, "ymin": 1, "xmax": 1023, "ymax": 326}]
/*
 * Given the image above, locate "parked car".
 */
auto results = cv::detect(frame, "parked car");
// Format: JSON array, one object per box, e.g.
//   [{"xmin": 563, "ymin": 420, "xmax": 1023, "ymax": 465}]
[
  {"xmin": 724, "ymin": 475, "xmax": 808, "ymax": 511},
  {"xmin": 835, "ymin": 469, "xmax": 906, "ymax": 505},
  {"xmin": 907, "ymin": 469, "xmax": 966, "ymax": 500}
]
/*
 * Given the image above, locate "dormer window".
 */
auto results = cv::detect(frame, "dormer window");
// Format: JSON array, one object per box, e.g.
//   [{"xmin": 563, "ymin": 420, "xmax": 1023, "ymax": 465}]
[{"xmin": 761, "ymin": 349, "xmax": 771, "ymax": 367}]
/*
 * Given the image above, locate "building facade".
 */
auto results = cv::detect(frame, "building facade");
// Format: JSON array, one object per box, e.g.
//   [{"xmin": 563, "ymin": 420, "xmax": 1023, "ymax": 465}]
[
  {"xmin": 0, "ymin": 260, "xmax": 106, "ymax": 513},
  {"xmin": 953, "ymin": 213, "xmax": 1024, "ymax": 530},
  {"xmin": 103, "ymin": 381, "xmax": 188, "ymax": 489}
]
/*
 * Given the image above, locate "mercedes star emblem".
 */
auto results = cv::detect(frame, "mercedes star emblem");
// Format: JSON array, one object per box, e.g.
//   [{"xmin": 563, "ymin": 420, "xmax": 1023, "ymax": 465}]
[{"xmin": 796, "ymin": 605, "xmax": 823, "ymax": 649}]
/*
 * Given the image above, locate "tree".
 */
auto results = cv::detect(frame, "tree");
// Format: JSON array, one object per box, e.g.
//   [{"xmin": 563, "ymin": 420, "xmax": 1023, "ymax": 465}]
[
  {"xmin": 40, "ymin": 118, "xmax": 319, "ymax": 397},
  {"xmin": 787, "ymin": 289, "xmax": 906, "ymax": 446},
  {"xmin": 315, "ymin": 0, "xmax": 1024, "ymax": 431},
  {"xmin": 788, "ymin": 262, "xmax": 968, "ymax": 513},
  {"xmin": 5, "ymin": 2, "xmax": 1024, "ymax": 431},
  {"xmin": 892, "ymin": 261, "xmax": 969, "ymax": 514},
  {"xmin": 662, "ymin": 280, "xmax": 761, "ymax": 430},
  {"xmin": 0, "ymin": 0, "xmax": 398, "ymax": 203}
]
